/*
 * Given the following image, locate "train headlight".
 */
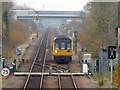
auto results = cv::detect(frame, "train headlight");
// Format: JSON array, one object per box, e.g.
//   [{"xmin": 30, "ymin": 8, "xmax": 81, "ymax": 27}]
[{"xmin": 55, "ymin": 50, "xmax": 57, "ymax": 53}]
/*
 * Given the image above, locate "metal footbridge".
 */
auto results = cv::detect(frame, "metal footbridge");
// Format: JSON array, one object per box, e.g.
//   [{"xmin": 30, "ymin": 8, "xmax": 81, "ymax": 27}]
[{"xmin": 12, "ymin": 10, "xmax": 82, "ymax": 19}]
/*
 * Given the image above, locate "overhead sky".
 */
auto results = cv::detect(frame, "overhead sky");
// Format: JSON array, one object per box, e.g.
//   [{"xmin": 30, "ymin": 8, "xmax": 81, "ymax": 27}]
[{"xmin": 15, "ymin": 0, "xmax": 89, "ymax": 11}]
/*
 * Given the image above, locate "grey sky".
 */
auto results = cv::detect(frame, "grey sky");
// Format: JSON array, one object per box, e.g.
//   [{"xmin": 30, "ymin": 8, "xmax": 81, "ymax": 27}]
[{"xmin": 16, "ymin": 0, "xmax": 89, "ymax": 11}]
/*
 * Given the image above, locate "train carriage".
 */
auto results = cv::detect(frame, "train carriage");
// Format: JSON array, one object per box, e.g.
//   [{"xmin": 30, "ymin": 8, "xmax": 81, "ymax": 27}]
[{"xmin": 53, "ymin": 35, "xmax": 73, "ymax": 64}]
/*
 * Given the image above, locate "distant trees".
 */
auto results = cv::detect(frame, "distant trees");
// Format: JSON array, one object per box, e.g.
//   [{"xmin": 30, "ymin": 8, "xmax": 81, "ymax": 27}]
[
  {"xmin": 2, "ymin": 2, "xmax": 33, "ymax": 38},
  {"xmin": 2, "ymin": 2, "xmax": 30, "ymax": 59},
  {"xmin": 78, "ymin": 2, "xmax": 118, "ymax": 88},
  {"xmin": 79, "ymin": 2, "xmax": 118, "ymax": 58},
  {"xmin": 2, "ymin": 9, "xmax": 8, "ymax": 37},
  {"xmin": 2, "ymin": 2, "xmax": 14, "ymax": 37},
  {"xmin": 12, "ymin": 4, "xmax": 33, "ymax": 10}
]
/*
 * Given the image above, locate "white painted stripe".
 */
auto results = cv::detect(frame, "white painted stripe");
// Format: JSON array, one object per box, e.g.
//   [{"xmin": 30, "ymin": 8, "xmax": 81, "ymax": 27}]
[{"xmin": 14, "ymin": 72, "xmax": 91, "ymax": 76}]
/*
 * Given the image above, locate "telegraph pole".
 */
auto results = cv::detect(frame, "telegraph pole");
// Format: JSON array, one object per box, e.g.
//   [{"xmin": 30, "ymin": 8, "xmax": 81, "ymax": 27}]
[{"xmin": 74, "ymin": 31, "xmax": 78, "ymax": 55}]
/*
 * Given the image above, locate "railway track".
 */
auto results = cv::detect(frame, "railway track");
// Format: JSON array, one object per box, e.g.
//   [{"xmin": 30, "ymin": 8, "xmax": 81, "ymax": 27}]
[
  {"xmin": 43, "ymin": 30, "xmax": 78, "ymax": 89},
  {"xmin": 36, "ymin": 30, "xmax": 78, "ymax": 89},
  {"xmin": 57, "ymin": 64, "xmax": 78, "ymax": 90},
  {"xmin": 2, "ymin": 27, "xmax": 98, "ymax": 89},
  {"xmin": 40, "ymin": 61, "xmax": 78, "ymax": 89},
  {"xmin": 22, "ymin": 29, "xmax": 79, "ymax": 89},
  {"xmin": 23, "ymin": 31, "xmax": 49, "ymax": 89}
]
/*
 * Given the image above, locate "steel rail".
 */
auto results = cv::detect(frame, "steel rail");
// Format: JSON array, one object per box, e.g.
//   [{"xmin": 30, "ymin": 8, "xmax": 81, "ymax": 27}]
[
  {"xmin": 68, "ymin": 64, "xmax": 78, "ymax": 90},
  {"xmin": 23, "ymin": 32, "xmax": 46, "ymax": 90},
  {"xmin": 58, "ymin": 73, "xmax": 61, "ymax": 90},
  {"xmin": 70, "ymin": 73, "xmax": 77, "ymax": 90},
  {"xmin": 34, "ymin": 63, "xmax": 68, "ymax": 72},
  {"xmin": 39, "ymin": 34, "xmax": 49, "ymax": 89},
  {"xmin": 45, "ymin": 63, "xmax": 68, "ymax": 70},
  {"xmin": 57, "ymin": 65, "xmax": 62, "ymax": 90}
]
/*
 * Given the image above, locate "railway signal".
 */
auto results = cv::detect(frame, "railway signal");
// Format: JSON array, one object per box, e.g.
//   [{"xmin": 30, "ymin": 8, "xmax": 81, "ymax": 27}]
[
  {"xmin": 108, "ymin": 46, "xmax": 116, "ymax": 59},
  {"xmin": 108, "ymin": 46, "xmax": 116, "ymax": 89}
]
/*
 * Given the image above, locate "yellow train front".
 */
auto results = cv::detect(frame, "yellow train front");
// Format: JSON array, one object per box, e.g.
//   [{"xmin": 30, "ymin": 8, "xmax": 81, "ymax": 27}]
[{"xmin": 53, "ymin": 35, "xmax": 73, "ymax": 64}]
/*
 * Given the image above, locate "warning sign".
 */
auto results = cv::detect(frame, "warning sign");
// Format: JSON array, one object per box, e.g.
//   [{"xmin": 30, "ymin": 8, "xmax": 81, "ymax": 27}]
[{"xmin": 1, "ymin": 68, "xmax": 10, "ymax": 77}]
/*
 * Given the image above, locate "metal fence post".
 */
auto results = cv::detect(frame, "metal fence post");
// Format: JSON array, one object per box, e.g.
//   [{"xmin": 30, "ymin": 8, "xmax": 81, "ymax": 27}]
[{"xmin": 110, "ymin": 59, "xmax": 113, "ymax": 89}]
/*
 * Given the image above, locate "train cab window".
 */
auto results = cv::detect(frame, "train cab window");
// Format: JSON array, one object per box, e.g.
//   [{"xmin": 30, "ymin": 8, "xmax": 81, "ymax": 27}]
[
  {"xmin": 61, "ymin": 43, "xmax": 65, "ymax": 49},
  {"xmin": 67, "ymin": 43, "xmax": 71, "ymax": 50},
  {"xmin": 55, "ymin": 43, "xmax": 59, "ymax": 49}
]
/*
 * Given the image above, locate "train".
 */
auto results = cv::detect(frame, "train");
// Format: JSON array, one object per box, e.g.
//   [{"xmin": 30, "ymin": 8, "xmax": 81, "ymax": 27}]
[{"xmin": 53, "ymin": 35, "xmax": 73, "ymax": 64}]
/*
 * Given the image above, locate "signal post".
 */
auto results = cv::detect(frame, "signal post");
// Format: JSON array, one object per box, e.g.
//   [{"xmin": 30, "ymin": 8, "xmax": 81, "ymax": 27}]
[{"xmin": 108, "ymin": 46, "xmax": 116, "ymax": 89}]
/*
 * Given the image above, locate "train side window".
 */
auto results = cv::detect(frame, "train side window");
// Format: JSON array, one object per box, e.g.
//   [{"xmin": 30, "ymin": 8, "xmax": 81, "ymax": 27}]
[
  {"xmin": 67, "ymin": 43, "xmax": 71, "ymax": 50},
  {"xmin": 55, "ymin": 43, "xmax": 59, "ymax": 49},
  {"xmin": 61, "ymin": 43, "xmax": 65, "ymax": 49}
]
